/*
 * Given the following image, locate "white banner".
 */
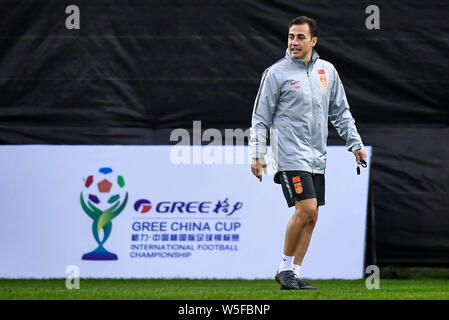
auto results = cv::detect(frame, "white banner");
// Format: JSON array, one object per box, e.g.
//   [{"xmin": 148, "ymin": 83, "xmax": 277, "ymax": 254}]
[{"xmin": 0, "ymin": 145, "xmax": 371, "ymax": 279}]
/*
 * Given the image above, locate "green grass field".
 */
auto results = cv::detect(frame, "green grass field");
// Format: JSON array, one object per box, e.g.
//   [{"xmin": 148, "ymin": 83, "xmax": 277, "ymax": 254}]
[{"xmin": 1, "ymin": 278, "xmax": 449, "ymax": 300}]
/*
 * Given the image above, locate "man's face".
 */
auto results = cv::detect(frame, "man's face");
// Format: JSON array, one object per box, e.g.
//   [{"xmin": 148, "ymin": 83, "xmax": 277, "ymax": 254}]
[{"xmin": 288, "ymin": 23, "xmax": 317, "ymax": 60}]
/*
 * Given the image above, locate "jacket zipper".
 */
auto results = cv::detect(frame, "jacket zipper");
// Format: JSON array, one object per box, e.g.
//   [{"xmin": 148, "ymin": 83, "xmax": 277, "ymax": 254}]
[{"xmin": 307, "ymin": 64, "xmax": 316, "ymax": 174}]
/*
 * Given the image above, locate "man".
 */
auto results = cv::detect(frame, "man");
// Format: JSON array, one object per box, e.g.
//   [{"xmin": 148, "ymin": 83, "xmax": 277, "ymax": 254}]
[{"xmin": 249, "ymin": 16, "xmax": 367, "ymax": 290}]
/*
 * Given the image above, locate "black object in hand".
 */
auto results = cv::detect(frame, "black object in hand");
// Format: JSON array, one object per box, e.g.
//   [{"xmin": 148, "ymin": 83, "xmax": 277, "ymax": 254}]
[{"xmin": 357, "ymin": 159, "xmax": 367, "ymax": 175}]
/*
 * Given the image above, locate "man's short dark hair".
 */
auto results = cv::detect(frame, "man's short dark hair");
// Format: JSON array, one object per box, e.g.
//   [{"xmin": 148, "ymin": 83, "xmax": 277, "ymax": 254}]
[{"xmin": 288, "ymin": 16, "xmax": 318, "ymax": 38}]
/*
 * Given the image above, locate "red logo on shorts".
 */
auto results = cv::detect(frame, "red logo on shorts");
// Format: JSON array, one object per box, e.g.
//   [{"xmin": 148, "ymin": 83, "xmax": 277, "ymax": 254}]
[{"xmin": 292, "ymin": 176, "xmax": 303, "ymax": 194}]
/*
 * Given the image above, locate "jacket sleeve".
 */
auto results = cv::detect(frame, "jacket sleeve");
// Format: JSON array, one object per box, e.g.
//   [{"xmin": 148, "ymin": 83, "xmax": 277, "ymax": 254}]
[
  {"xmin": 328, "ymin": 68, "xmax": 364, "ymax": 152},
  {"xmin": 249, "ymin": 68, "xmax": 279, "ymax": 159}
]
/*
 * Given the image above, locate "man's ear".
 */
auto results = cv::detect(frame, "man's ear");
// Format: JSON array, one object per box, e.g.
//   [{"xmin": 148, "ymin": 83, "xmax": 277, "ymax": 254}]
[{"xmin": 312, "ymin": 37, "xmax": 318, "ymax": 47}]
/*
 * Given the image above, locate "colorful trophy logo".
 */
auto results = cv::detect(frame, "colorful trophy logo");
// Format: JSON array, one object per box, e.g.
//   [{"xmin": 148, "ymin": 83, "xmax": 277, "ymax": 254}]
[{"xmin": 80, "ymin": 167, "xmax": 128, "ymax": 260}]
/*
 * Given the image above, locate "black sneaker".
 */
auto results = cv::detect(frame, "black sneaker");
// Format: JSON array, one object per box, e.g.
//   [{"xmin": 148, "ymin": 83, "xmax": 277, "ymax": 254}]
[
  {"xmin": 296, "ymin": 278, "xmax": 318, "ymax": 290},
  {"xmin": 275, "ymin": 270, "xmax": 299, "ymax": 290}
]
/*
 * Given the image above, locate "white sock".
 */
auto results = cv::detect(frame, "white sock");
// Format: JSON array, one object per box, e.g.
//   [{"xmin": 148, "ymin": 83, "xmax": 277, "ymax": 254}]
[
  {"xmin": 293, "ymin": 264, "xmax": 301, "ymax": 277},
  {"xmin": 278, "ymin": 254, "xmax": 294, "ymax": 272}
]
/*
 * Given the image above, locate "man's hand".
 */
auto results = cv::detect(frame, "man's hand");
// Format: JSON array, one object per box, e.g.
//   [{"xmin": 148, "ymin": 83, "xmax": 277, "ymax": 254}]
[
  {"xmin": 353, "ymin": 149, "xmax": 367, "ymax": 165},
  {"xmin": 251, "ymin": 158, "xmax": 267, "ymax": 182}
]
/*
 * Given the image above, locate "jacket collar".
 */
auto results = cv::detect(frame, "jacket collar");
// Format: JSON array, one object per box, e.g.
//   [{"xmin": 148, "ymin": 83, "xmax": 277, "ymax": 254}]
[{"xmin": 285, "ymin": 49, "xmax": 320, "ymax": 67}]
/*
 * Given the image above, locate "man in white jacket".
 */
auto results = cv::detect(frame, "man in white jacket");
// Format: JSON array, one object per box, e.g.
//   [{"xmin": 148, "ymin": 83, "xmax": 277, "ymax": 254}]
[{"xmin": 250, "ymin": 16, "xmax": 367, "ymax": 290}]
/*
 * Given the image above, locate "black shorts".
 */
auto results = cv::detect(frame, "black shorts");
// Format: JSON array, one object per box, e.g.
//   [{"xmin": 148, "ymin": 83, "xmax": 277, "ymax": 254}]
[{"xmin": 275, "ymin": 171, "xmax": 325, "ymax": 207}]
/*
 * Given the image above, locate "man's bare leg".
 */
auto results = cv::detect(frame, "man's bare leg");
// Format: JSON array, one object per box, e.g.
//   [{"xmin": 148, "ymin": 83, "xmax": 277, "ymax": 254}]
[
  {"xmin": 275, "ymin": 198, "xmax": 318, "ymax": 290},
  {"xmin": 283, "ymin": 198, "xmax": 318, "ymax": 258},
  {"xmin": 294, "ymin": 205, "xmax": 319, "ymax": 266},
  {"xmin": 284, "ymin": 199, "xmax": 319, "ymax": 290}
]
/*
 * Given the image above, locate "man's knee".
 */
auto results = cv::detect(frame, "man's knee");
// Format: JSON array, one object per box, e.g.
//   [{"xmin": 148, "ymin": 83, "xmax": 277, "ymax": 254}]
[{"xmin": 294, "ymin": 200, "xmax": 318, "ymax": 225}]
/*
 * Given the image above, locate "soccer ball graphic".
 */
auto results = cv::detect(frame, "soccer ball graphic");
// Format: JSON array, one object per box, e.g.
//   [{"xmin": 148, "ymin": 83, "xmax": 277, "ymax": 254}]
[
  {"xmin": 80, "ymin": 167, "xmax": 128, "ymax": 260},
  {"xmin": 82, "ymin": 167, "xmax": 127, "ymax": 211}
]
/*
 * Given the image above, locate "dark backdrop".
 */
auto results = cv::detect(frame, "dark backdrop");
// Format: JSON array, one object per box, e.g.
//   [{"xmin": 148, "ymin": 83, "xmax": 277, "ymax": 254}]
[{"xmin": 1, "ymin": 0, "xmax": 448, "ymax": 266}]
